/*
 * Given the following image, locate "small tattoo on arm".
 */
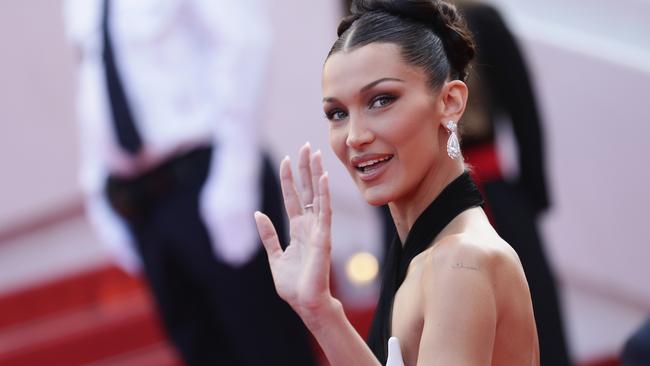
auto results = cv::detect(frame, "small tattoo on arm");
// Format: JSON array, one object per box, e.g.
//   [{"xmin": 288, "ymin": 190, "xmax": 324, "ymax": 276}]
[{"xmin": 451, "ymin": 262, "xmax": 479, "ymax": 271}]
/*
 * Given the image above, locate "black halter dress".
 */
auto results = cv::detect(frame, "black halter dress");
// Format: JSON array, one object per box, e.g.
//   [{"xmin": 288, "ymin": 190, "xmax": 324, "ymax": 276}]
[{"xmin": 367, "ymin": 171, "xmax": 484, "ymax": 363}]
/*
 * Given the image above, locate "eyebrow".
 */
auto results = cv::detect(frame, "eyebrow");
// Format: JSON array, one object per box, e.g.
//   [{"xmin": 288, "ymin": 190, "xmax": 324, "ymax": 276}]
[
  {"xmin": 322, "ymin": 77, "xmax": 404, "ymax": 103},
  {"xmin": 360, "ymin": 77, "xmax": 404, "ymax": 92}
]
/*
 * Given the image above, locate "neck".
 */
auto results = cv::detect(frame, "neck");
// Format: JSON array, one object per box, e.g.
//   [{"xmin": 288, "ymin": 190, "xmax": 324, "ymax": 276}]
[{"xmin": 388, "ymin": 158, "xmax": 465, "ymax": 244}]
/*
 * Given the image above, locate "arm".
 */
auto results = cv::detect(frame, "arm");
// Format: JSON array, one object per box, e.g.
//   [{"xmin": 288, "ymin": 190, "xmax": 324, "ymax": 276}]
[
  {"xmin": 64, "ymin": 0, "xmax": 141, "ymax": 274},
  {"xmin": 193, "ymin": 0, "xmax": 271, "ymax": 265},
  {"xmin": 417, "ymin": 245, "xmax": 497, "ymax": 365},
  {"xmin": 301, "ymin": 298, "xmax": 382, "ymax": 366},
  {"xmin": 254, "ymin": 144, "xmax": 380, "ymax": 366},
  {"xmin": 77, "ymin": 65, "xmax": 141, "ymax": 275},
  {"xmin": 76, "ymin": 67, "xmax": 141, "ymax": 274}
]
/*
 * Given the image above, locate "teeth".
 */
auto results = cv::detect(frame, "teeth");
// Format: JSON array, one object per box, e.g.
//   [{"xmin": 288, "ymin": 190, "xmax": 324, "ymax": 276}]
[{"xmin": 357, "ymin": 156, "xmax": 391, "ymax": 168}]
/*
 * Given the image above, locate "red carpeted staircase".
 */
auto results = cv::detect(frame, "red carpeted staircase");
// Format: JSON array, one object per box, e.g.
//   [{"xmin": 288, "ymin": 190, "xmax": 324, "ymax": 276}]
[
  {"xmin": 0, "ymin": 265, "xmax": 181, "ymax": 366},
  {"xmin": 0, "ymin": 264, "xmax": 621, "ymax": 366}
]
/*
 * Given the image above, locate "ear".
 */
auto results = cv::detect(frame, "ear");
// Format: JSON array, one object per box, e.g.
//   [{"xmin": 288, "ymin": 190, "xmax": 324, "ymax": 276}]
[{"xmin": 437, "ymin": 80, "xmax": 468, "ymax": 125}]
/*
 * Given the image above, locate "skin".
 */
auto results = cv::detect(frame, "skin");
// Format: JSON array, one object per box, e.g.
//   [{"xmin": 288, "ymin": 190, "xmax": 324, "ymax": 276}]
[{"xmin": 254, "ymin": 42, "xmax": 539, "ymax": 365}]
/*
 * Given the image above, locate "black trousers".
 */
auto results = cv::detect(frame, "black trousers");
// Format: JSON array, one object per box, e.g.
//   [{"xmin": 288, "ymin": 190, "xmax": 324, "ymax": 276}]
[{"xmin": 107, "ymin": 148, "xmax": 315, "ymax": 366}]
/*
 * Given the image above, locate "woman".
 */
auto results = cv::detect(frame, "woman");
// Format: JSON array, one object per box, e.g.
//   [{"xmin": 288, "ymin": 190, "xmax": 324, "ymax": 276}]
[{"xmin": 254, "ymin": 0, "xmax": 539, "ymax": 364}]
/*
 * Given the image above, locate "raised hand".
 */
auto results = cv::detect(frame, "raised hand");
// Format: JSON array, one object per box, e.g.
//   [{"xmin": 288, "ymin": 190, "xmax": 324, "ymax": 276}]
[{"xmin": 254, "ymin": 143, "xmax": 333, "ymax": 316}]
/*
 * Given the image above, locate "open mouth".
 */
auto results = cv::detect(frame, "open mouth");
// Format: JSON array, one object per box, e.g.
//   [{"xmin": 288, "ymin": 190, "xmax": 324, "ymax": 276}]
[{"xmin": 355, "ymin": 155, "xmax": 394, "ymax": 174}]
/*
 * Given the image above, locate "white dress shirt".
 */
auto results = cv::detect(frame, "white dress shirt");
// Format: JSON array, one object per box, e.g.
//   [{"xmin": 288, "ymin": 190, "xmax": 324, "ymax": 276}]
[{"xmin": 64, "ymin": 0, "xmax": 272, "ymax": 271}]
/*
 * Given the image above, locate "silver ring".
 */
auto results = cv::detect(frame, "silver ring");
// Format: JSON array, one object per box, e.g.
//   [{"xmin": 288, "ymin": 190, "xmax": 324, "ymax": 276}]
[{"xmin": 303, "ymin": 203, "xmax": 314, "ymax": 210}]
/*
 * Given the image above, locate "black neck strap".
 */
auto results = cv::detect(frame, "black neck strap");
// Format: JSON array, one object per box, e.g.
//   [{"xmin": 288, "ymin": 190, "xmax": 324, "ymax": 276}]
[{"xmin": 367, "ymin": 171, "xmax": 484, "ymax": 363}]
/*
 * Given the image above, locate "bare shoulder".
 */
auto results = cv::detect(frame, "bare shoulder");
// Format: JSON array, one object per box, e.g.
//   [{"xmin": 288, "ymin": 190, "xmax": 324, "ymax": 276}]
[
  {"xmin": 410, "ymin": 230, "xmax": 519, "ymax": 363},
  {"xmin": 423, "ymin": 231, "xmax": 520, "ymax": 276},
  {"xmin": 413, "ymin": 228, "xmax": 527, "ymax": 303},
  {"xmin": 409, "ymin": 215, "xmax": 538, "ymax": 365}
]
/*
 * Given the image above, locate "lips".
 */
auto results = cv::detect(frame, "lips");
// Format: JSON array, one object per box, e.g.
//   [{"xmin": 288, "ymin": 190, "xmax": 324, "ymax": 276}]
[{"xmin": 350, "ymin": 154, "xmax": 394, "ymax": 180}]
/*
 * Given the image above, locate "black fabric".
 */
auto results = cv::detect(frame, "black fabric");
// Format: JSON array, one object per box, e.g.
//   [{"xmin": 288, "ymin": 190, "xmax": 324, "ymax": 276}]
[
  {"xmin": 102, "ymin": 0, "xmax": 143, "ymax": 154},
  {"xmin": 622, "ymin": 317, "xmax": 650, "ymax": 366},
  {"xmin": 367, "ymin": 172, "xmax": 484, "ymax": 363},
  {"xmin": 107, "ymin": 153, "xmax": 316, "ymax": 366},
  {"xmin": 106, "ymin": 147, "xmax": 212, "ymax": 222}
]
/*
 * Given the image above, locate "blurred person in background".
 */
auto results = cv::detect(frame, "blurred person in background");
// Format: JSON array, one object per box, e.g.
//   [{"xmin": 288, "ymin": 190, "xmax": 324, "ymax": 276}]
[
  {"xmin": 340, "ymin": 0, "xmax": 571, "ymax": 365},
  {"xmin": 458, "ymin": 2, "xmax": 571, "ymax": 365},
  {"xmin": 63, "ymin": 0, "xmax": 315, "ymax": 365}
]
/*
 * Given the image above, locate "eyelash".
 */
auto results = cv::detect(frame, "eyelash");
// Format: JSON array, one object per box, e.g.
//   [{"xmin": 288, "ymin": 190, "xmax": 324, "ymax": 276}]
[
  {"xmin": 325, "ymin": 109, "xmax": 348, "ymax": 122},
  {"xmin": 324, "ymin": 94, "xmax": 397, "ymax": 122},
  {"xmin": 370, "ymin": 94, "xmax": 396, "ymax": 109}
]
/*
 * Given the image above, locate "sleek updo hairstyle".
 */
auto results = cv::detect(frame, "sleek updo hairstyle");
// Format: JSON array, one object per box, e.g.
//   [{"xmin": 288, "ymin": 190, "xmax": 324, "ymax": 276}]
[{"xmin": 328, "ymin": 0, "xmax": 476, "ymax": 90}]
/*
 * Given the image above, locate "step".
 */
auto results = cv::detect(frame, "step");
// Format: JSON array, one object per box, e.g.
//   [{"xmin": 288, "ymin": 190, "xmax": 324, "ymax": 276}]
[
  {"xmin": 0, "ymin": 266, "xmax": 141, "ymax": 330},
  {"xmin": 0, "ymin": 265, "xmax": 179, "ymax": 366}
]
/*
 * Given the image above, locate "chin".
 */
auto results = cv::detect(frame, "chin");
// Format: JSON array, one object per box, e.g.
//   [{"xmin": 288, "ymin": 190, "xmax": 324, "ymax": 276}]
[
  {"xmin": 365, "ymin": 197, "xmax": 389, "ymax": 207},
  {"xmin": 360, "ymin": 186, "xmax": 393, "ymax": 207}
]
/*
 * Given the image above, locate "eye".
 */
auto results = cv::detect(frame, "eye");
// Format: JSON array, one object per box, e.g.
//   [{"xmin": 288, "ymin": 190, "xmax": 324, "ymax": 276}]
[
  {"xmin": 370, "ymin": 94, "xmax": 396, "ymax": 109},
  {"xmin": 325, "ymin": 108, "xmax": 348, "ymax": 122}
]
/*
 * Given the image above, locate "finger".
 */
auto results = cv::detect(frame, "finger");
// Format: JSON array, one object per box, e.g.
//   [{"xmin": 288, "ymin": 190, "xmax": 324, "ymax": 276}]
[
  {"xmin": 318, "ymin": 172, "xmax": 332, "ymax": 234},
  {"xmin": 254, "ymin": 211, "xmax": 283, "ymax": 263},
  {"xmin": 298, "ymin": 142, "xmax": 314, "ymax": 207},
  {"xmin": 279, "ymin": 156, "xmax": 303, "ymax": 219},
  {"xmin": 311, "ymin": 150, "xmax": 323, "ymax": 213}
]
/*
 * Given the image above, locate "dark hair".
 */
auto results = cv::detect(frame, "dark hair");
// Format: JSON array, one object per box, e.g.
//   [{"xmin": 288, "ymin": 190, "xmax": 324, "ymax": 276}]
[{"xmin": 328, "ymin": 0, "xmax": 476, "ymax": 89}]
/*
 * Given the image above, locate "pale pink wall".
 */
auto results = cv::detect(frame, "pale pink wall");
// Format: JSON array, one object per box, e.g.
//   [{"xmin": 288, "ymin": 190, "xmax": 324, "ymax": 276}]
[{"xmin": 0, "ymin": 0, "xmax": 79, "ymax": 228}]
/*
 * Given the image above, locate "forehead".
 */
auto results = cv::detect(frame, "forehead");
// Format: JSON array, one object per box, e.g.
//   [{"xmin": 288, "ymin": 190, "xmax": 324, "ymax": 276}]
[{"xmin": 322, "ymin": 43, "xmax": 426, "ymax": 97}]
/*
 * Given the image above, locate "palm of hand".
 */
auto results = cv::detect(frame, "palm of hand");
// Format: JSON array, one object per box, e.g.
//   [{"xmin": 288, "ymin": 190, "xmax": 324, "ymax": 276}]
[
  {"xmin": 254, "ymin": 144, "xmax": 333, "ymax": 314},
  {"xmin": 275, "ymin": 215, "xmax": 330, "ymax": 309}
]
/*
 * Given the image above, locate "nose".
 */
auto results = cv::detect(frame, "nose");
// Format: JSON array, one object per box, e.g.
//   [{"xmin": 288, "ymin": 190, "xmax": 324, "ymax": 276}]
[{"xmin": 346, "ymin": 114, "xmax": 374, "ymax": 149}]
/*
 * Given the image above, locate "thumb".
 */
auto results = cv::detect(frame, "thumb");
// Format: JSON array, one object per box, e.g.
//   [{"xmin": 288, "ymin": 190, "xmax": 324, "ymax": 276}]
[{"xmin": 254, "ymin": 211, "xmax": 282, "ymax": 263}]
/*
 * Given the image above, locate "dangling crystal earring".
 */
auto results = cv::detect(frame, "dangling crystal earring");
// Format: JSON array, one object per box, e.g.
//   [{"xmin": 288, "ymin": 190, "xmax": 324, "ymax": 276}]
[{"xmin": 446, "ymin": 120, "xmax": 461, "ymax": 159}]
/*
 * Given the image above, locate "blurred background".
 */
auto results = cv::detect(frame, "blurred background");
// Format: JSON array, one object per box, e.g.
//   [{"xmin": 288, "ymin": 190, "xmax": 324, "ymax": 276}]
[{"xmin": 0, "ymin": 0, "xmax": 648, "ymax": 365}]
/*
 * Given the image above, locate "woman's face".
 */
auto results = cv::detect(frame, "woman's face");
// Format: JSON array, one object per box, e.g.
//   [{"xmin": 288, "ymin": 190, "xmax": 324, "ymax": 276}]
[{"xmin": 322, "ymin": 43, "xmax": 446, "ymax": 206}]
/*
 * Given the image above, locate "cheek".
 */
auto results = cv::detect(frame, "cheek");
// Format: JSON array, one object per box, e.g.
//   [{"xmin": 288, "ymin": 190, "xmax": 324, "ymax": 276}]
[
  {"xmin": 328, "ymin": 126, "xmax": 348, "ymax": 165},
  {"xmin": 384, "ymin": 101, "xmax": 436, "ymax": 143},
  {"xmin": 389, "ymin": 118, "xmax": 437, "ymax": 155},
  {"xmin": 390, "ymin": 119, "xmax": 439, "ymax": 175}
]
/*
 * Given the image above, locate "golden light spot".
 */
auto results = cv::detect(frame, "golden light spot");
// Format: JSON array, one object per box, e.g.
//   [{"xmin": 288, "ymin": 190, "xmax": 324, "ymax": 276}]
[{"xmin": 346, "ymin": 252, "xmax": 379, "ymax": 285}]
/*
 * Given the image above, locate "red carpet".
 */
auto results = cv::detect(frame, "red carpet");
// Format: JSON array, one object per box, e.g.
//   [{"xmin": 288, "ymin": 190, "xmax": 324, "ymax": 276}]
[
  {"xmin": 0, "ymin": 265, "xmax": 181, "ymax": 366},
  {"xmin": 0, "ymin": 264, "xmax": 620, "ymax": 365}
]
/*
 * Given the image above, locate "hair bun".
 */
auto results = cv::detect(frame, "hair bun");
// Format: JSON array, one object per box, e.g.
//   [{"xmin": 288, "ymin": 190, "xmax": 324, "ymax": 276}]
[
  {"xmin": 350, "ymin": 0, "xmax": 433, "ymax": 24},
  {"xmin": 343, "ymin": 0, "xmax": 475, "ymax": 80},
  {"xmin": 431, "ymin": 1, "xmax": 475, "ymax": 81}
]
